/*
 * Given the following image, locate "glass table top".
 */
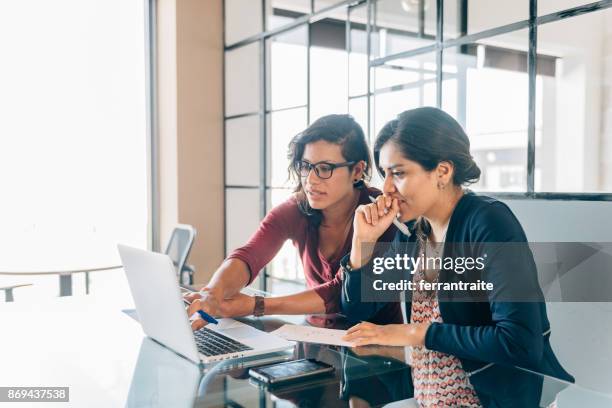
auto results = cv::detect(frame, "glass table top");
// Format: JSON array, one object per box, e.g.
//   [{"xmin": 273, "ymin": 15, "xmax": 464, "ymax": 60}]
[{"xmin": 1, "ymin": 295, "xmax": 610, "ymax": 407}]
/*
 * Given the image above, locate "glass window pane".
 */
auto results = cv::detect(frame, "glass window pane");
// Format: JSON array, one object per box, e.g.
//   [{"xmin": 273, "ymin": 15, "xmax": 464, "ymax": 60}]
[
  {"xmin": 442, "ymin": 30, "xmax": 529, "ymax": 192},
  {"xmin": 373, "ymin": 52, "xmax": 437, "ymax": 91},
  {"xmin": 349, "ymin": 96, "xmax": 368, "ymax": 140},
  {"xmin": 310, "ymin": 17, "xmax": 349, "ymax": 120},
  {"xmin": 266, "ymin": 276, "xmax": 306, "ymax": 294},
  {"xmin": 225, "ymin": 0, "xmax": 263, "ymax": 45},
  {"xmin": 444, "ymin": 0, "xmax": 528, "ymax": 39},
  {"xmin": 373, "ymin": 0, "xmax": 437, "ymax": 59},
  {"xmin": 267, "ymin": 107, "xmax": 308, "ymax": 187},
  {"xmin": 225, "ymin": 43, "xmax": 261, "ymax": 117},
  {"xmin": 310, "ymin": 42, "xmax": 349, "ymax": 119},
  {"xmin": 266, "ymin": 188, "xmax": 304, "ymax": 281},
  {"xmin": 267, "ymin": 26, "xmax": 308, "ymax": 111},
  {"xmin": 225, "ymin": 188, "xmax": 261, "ymax": 255},
  {"xmin": 373, "ymin": 83, "xmax": 436, "ymax": 137},
  {"xmin": 225, "ymin": 115, "xmax": 261, "ymax": 186},
  {"xmin": 266, "ymin": 0, "xmax": 311, "ymax": 30},
  {"xmin": 309, "ymin": 5, "xmax": 349, "ymax": 120},
  {"xmin": 0, "ymin": 0, "xmax": 147, "ymax": 299},
  {"xmin": 535, "ymin": 9, "xmax": 612, "ymax": 192},
  {"xmin": 349, "ymin": 4, "xmax": 368, "ymax": 97},
  {"xmin": 373, "ymin": 51, "xmax": 438, "ymax": 136}
]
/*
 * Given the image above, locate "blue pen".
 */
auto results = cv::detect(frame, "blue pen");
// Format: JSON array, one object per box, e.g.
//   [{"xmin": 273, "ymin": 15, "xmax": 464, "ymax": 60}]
[{"xmin": 196, "ymin": 309, "xmax": 219, "ymax": 325}]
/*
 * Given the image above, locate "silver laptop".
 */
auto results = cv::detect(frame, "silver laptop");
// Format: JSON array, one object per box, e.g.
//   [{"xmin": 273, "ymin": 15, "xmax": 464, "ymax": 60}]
[{"xmin": 118, "ymin": 244, "xmax": 294, "ymax": 365}]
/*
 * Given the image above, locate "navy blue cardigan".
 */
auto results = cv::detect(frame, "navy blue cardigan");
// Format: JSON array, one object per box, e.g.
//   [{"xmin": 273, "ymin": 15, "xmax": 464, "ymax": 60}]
[{"xmin": 340, "ymin": 191, "xmax": 574, "ymax": 407}]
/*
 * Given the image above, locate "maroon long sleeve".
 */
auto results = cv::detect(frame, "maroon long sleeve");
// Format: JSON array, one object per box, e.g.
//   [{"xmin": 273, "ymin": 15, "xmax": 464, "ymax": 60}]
[{"xmin": 227, "ymin": 187, "xmax": 399, "ymax": 316}]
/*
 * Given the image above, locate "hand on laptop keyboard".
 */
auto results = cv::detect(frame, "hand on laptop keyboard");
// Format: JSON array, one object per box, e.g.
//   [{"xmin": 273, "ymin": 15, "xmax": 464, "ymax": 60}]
[
  {"xmin": 185, "ymin": 289, "xmax": 219, "ymax": 331},
  {"xmin": 184, "ymin": 289, "xmax": 256, "ymax": 331}
]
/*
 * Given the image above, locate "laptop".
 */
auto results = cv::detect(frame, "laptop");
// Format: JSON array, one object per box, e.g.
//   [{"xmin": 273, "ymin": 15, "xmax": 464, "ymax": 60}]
[{"xmin": 118, "ymin": 244, "xmax": 294, "ymax": 365}]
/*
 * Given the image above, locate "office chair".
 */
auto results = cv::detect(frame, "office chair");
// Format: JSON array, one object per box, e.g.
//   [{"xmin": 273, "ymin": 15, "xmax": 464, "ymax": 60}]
[
  {"xmin": 1, "ymin": 283, "xmax": 33, "ymax": 302},
  {"xmin": 164, "ymin": 224, "xmax": 197, "ymax": 286}
]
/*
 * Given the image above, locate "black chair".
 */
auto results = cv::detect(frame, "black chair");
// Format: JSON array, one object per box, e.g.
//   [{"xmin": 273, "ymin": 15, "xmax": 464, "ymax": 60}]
[{"xmin": 164, "ymin": 225, "xmax": 197, "ymax": 286}]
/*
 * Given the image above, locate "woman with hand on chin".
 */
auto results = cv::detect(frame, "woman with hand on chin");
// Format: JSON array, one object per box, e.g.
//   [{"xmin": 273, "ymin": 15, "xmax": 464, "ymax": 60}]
[
  {"xmin": 340, "ymin": 107, "xmax": 573, "ymax": 407},
  {"xmin": 186, "ymin": 114, "xmax": 401, "ymax": 330}
]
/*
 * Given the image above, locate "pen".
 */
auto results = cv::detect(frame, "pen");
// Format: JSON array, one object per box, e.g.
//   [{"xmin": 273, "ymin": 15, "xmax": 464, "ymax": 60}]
[
  {"xmin": 368, "ymin": 195, "xmax": 411, "ymax": 236},
  {"xmin": 195, "ymin": 310, "xmax": 219, "ymax": 325}
]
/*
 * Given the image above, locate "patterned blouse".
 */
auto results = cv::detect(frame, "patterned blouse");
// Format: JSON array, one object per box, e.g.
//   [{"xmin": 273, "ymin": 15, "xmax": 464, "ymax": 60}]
[{"xmin": 409, "ymin": 246, "xmax": 482, "ymax": 407}]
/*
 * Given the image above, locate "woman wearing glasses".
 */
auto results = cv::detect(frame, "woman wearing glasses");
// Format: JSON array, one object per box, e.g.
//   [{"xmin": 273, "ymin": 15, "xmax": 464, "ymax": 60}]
[
  {"xmin": 340, "ymin": 107, "xmax": 573, "ymax": 407},
  {"xmin": 186, "ymin": 114, "xmax": 401, "ymax": 329}
]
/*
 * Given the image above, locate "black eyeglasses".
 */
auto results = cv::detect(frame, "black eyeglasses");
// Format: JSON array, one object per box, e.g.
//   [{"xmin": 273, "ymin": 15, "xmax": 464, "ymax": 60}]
[{"xmin": 295, "ymin": 160, "xmax": 356, "ymax": 180}]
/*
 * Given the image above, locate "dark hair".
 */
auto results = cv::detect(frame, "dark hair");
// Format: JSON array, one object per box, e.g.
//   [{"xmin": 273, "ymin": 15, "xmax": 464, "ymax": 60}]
[
  {"xmin": 374, "ymin": 107, "xmax": 481, "ymax": 242},
  {"xmin": 287, "ymin": 114, "xmax": 371, "ymax": 225},
  {"xmin": 373, "ymin": 107, "xmax": 481, "ymax": 186}
]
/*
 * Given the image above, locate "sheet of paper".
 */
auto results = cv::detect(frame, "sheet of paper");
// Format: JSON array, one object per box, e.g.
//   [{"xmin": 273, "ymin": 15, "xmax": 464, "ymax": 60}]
[{"xmin": 272, "ymin": 324, "xmax": 353, "ymax": 347}]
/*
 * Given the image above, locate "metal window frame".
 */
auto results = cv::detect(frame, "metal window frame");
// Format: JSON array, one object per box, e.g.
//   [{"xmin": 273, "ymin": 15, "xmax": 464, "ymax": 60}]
[
  {"xmin": 219, "ymin": 0, "xmax": 612, "ymax": 289},
  {"xmin": 145, "ymin": 0, "xmax": 159, "ymax": 252}
]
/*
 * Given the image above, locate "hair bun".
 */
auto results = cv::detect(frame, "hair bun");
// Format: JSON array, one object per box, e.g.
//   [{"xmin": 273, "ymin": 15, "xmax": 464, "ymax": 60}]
[{"xmin": 456, "ymin": 156, "xmax": 481, "ymax": 185}]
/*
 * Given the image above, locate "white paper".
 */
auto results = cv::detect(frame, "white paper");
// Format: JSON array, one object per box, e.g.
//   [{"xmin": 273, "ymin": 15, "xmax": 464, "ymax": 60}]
[{"xmin": 272, "ymin": 324, "xmax": 353, "ymax": 347}]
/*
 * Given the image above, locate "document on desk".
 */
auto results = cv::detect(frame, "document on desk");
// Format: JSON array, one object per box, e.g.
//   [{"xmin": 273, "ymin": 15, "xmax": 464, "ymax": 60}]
[{"xmin": 272, "ymin": 324, "xmax": 354, "ymax": 347}]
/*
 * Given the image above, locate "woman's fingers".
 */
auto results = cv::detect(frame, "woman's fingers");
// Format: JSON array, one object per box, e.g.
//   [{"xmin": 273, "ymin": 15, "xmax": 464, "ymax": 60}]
[
  {"xmin": 343, "ymin": 330, "xmax": 370, "ymax": 341},
  {"xmin": 360, "ymin": 199, "xmax": 399, "ymax": 230},
  {"xmin": 357, "ymin": 205, "xmax": 371, "ymax": 224},
  {"xmin": 375, "ymin": 196, "xmax": 386, "ymax": 217},
  {"xmin": 184, "ymin": 291, "xmax": 201, "ymax": 303},
  {"xmin": 346, "ymin": 321, "xmax": 372, "ymax": 334},
  {"xmin": 352, "ymin": 338, "xmax": 377, "ymax": 347},
  {"xmin": 385, "ymin": 195, "xmax": 392, "ymax": 208},
  {"xmin": 190, "ymin": 317, "xmax": 206, "ymax": 331},
  {"xmin": 369, "ymin": 204, "xmax": 379, "ymax": 225},
  {"xmin": 374, "ymin": 198, "xmax": 400, "ymax": 226},
  {"xmin": 344, "ymin": 330, "xmax": 378, "ymax": 345},
  {"xmin": 187, "ymin": 298, "xmax": 201, "ymax": 316},
  {"xmin": 374, "ymin": 194, "xmax": 394, "ymax": 217},
  {"xmin": 187, "ymin": 298, "xmax": 214, "ymax": 317},
  {"xmin": 390, "ymin": 198, "xmax": 400, "ymax": 216},
  {"xmin": 357, "ymin": 204, "xmax": 387, "ymax": 226},
  {"xmin": 187, "ymin": 299, "xmax": 208, "ymax": 331},
  {"xmin": 343, "ymin": 322, "xmax": 378, "ymax": 342}
]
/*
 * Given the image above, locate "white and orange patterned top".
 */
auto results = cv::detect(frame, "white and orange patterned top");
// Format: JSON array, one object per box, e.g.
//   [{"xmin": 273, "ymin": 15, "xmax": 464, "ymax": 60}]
[{"xmin": 409, "ymin": 241, "xmax": 482, "ymax": 407}]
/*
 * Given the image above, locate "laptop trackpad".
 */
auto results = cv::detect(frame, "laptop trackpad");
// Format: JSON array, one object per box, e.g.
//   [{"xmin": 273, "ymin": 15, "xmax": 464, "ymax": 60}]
[{"xmin": 220, "ymin": 326, "xmax": 265, "ymax": 340}]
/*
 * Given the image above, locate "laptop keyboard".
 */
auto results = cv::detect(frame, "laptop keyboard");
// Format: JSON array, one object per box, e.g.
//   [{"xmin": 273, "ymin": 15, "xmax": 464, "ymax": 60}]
[{"xmin": 194, "ymin": 327, "xmax": 253, "ymax": 357}]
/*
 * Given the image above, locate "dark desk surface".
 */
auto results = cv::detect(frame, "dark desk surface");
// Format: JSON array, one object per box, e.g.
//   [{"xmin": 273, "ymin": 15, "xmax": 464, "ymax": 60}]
[{"xmin": 1, "ymin": 295, "xmax": 610, "ymax": 407}]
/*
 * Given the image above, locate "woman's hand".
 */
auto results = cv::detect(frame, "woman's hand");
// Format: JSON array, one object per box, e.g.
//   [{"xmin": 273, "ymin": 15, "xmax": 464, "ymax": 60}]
[
  {"xmin": 342, "ymin": 321, "xmax": 430, "ymax": 347},
  {"xmin": 352, "ymin": 195, "xmax": 400, "ymax": 244},
  {"xmin": 186, "ymin": 289, "xmax": 255, "ymax": 331},
  {"xmin": 184, "ymin": 287, "xmax": 222, "ymax": 317},
  {"xmin": 349, "ymin": 195, "xmax": 400, "ymax": 269}
]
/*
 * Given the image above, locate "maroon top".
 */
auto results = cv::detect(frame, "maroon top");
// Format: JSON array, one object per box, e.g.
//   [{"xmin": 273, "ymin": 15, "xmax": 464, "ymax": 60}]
[{"xmin": 228, "ymin": 186, "xmax": 403, "ymax": 323}]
